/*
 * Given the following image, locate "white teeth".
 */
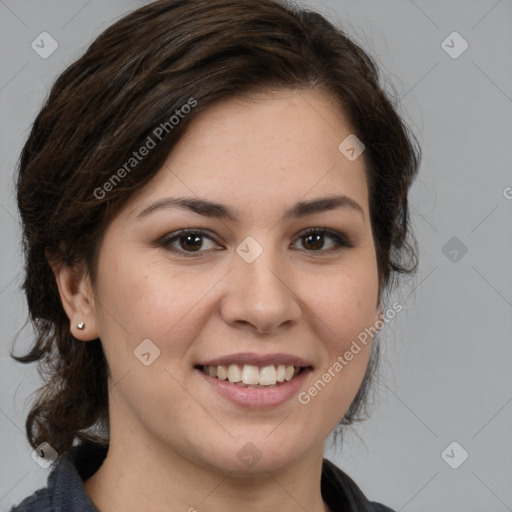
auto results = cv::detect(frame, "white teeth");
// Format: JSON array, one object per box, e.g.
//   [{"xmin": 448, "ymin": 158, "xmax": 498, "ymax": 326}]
[
  {"xmin": 241, "ymin": 365, "xmax": 259, "ymax": 385},
  {"xmin": 276, "ymin": 364, "xmax": 286, "ymax": 382},
  {"xmin": 227, "ymin": 364, "xmax": 242, "ymax": 382},
  {"xmin": 217, "ymin": 365, "xmax": 228, "ymax": 380},
  {"xmin": 202, "ymin": 363, "xmax": 302, "ymax": 386},
  {"xmin": 259, "ymin": 365, "xmax": 277, "ymax": 385}
]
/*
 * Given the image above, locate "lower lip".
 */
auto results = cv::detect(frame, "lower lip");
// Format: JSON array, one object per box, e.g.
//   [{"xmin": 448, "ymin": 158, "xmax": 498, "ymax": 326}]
[{"xmin": 196, "ymin": 368, "xmax": 311, "ymax": 408}]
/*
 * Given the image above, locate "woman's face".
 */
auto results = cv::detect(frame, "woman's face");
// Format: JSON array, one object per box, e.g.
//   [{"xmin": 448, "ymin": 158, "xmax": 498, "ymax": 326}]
[{"xmin": 88, "ymin": 89, "xmax": 381, "ymax": 473}]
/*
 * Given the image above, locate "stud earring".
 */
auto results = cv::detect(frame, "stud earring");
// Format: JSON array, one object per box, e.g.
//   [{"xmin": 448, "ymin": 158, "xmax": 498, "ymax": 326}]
[{"xmin": 77, "ymin": 322, "xmax": 85, "ymax": 330}]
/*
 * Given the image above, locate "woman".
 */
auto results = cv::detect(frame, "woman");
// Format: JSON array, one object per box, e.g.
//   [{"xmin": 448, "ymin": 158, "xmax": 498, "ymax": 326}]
[{"xmin": 9, "ymin": 0, "xmax": 420, "ymax": 510}]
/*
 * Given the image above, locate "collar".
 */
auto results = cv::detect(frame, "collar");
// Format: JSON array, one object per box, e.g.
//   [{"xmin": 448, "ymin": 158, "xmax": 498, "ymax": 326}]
[{"xmin": 321, "ymin": 457, "xmax": 383, "ymax": 512}]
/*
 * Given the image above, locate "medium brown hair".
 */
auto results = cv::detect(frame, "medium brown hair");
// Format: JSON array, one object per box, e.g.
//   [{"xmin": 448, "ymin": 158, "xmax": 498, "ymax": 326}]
[{"xmin": 11, "ymin": 0, "xmax": 420, "ymax": 456}]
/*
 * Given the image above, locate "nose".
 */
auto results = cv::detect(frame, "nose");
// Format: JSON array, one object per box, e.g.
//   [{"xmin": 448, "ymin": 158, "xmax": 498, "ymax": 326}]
[{"xmin": 219, "ymin": 243, "xmax": 302, "ymax": 334}]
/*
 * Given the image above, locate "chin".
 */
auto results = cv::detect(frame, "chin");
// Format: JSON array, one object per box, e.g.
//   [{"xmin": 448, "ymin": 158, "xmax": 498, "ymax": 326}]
[{"xmin": 196, "ymin": 429, "xmax": 317, "ymax": 476}]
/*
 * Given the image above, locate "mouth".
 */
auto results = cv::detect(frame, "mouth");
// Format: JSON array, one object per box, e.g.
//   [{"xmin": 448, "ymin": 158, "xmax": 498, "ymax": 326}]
[
  {"xmin": 194, "ymin": 363, "xmax": 310, "ymax": 388},
  {"xmin": 193, "ymin": 352, "xmax": 313, "ymax": 407}
]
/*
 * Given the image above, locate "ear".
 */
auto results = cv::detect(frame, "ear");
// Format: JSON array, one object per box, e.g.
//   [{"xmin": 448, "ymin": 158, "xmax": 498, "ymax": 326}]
[{"xmin": 48, "ymin": 256, "xmax": 99, "ymax": 342}]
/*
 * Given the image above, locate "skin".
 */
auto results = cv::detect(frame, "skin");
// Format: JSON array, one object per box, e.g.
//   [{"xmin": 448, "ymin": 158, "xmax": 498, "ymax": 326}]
[{"xmin": 52, "ymin": 88, "xmax": 383, "ymax": 512}]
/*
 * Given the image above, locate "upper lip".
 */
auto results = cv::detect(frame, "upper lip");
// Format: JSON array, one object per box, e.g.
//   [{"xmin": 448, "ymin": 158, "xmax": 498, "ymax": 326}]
[{"xmin": 196, "ymin": 352, "xmax": 312, "ymax": 368}]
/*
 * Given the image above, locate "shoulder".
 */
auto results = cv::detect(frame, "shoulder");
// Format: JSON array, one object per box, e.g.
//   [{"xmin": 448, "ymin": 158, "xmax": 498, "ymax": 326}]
[
  {"xmin": 9, "ymin": 487, "xmax": 53, "ymax": 512},
  {"xmin": 8, "ymin": 441, "xmax": 107, "ymax": 512}
]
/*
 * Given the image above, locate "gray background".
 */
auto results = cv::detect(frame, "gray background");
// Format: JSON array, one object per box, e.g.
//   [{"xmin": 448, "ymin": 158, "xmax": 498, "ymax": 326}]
[{"xmin": 1, "ymin": 0, "xmax": 511, "ymax": 510}]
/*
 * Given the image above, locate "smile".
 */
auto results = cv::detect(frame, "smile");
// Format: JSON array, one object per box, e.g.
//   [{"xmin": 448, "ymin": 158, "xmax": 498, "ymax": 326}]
[
  {"xmin": 194, "ymin": 361, "xmax": 312, "ymax": 408},
  {"xmin": 199, "ymin": 363, "xmax": 303, "ymax": 388}
]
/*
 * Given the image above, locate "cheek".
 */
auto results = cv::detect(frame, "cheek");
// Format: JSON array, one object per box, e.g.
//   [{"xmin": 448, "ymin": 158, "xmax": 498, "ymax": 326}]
[
  {"xmin": 295, "ymin": 258, "xmax": 378, "ymax": 413},
  {"xmin": 92, "ymin": 250, "xmax": 233, "ymax": 379},
  {"xmin": 302, "ymin": 263, "xmax": 379, "ymax": 346},
  {"xmin": 94, "ymin": 251, "xmax": 210, "ymax": 337},
  {"xmin": 91, "ymin": 254, "xmax": 212, "ymax": 429},
  {"xmin": 295, "ymin": 269, "xmax": 377, "ymax": 425}
]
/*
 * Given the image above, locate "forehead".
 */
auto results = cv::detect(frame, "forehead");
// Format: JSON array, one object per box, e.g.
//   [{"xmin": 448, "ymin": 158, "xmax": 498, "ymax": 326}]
[{"xmin": 123, "ymin": 88, "xmax": 370, "ymax": 223}]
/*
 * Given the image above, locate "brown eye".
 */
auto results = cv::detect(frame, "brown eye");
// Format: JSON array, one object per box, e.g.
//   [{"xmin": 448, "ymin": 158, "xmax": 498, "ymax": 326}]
[
  {"xmin": 178, "ymin": 233, "xmax": 203, "ymax": 251},
  {"xmin": 294, "ymin": 228, "xmax": 352, "ymax": 252},
  {"xmin": 302, "ymin": 232, "xmax": 324, "ymax": 251},
  {"xmin": 160, "ymin": 230, "xmax": 218, "ymax": 255}
]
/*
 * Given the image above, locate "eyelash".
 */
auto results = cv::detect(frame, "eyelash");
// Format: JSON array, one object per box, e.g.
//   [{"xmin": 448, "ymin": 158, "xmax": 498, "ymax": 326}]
[{"xmin": 158, "ymin": 227, "xmax": 353, "ymax": 257}]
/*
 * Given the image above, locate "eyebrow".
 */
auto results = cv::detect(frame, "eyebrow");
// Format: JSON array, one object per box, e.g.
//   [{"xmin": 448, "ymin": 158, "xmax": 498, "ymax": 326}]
[{"xmin": 137, "ymin": 194, "xmax": 365, "ymax": 221}]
